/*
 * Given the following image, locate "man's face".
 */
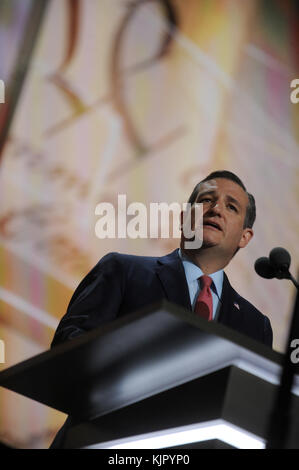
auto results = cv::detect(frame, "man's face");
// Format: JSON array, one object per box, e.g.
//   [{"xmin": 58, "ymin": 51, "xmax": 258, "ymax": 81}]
[{"xmin": 184, "ymin": 178, "xmax": 253, "ymax": 257}]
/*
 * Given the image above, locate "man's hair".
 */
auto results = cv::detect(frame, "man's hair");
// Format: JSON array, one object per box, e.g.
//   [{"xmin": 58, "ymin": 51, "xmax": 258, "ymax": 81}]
[{"xmin": 187, "ymin": 170, "xmax": 256, "ymax": 229}]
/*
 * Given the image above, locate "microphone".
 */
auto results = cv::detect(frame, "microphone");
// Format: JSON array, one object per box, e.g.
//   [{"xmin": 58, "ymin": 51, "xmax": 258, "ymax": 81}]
[
  {"xmin": 255, "ymin": 247, "xmax": 298, "ymax": 289},
  {"xmin": 254, "ymin": 257, "xmax": 276, "ymax": 279},
  {"xmin": 256, "ymin": 248, "xmax": 299, "ymax": 450},
  {"xmin": 269, "ymin": 247, "xmax": 291, "ymax": 279}
]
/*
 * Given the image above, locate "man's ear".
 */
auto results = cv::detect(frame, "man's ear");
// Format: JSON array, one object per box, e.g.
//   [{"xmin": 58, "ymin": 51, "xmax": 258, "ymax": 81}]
[{"xmin": 238, "ymin": 228, "xmax": 254, "ymax": 249}]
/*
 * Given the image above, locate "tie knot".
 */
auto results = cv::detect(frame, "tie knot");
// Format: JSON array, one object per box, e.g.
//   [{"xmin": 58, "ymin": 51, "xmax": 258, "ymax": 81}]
[{"xmin": 200, "ymin": 275, "xmax": 212, "ymax": 288}]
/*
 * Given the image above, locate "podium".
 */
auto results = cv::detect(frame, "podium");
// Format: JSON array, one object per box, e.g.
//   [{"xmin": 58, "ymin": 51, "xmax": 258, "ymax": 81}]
[{"xmin": 1, "ymin": 300, "xmax": 299, "ymax": 449}]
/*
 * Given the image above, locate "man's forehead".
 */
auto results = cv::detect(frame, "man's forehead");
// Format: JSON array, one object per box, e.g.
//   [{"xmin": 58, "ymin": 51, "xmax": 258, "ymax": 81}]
[
  {"xmin": 196, "ymin": 179, "xmax": 218, "ymax": 196},
  {"xmin": 196, "ymin": 178, "xmax": 249, "ymax": 203}
]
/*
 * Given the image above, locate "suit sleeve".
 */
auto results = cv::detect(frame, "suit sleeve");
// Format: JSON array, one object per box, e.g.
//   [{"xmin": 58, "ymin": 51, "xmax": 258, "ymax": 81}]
[
  {"xmin": 263, "ymin": 315, "xmax": 273, "ymax": 348},
  {"xmin": 51, "ymin": 252, "xmax": 124, "ymax": 348}
]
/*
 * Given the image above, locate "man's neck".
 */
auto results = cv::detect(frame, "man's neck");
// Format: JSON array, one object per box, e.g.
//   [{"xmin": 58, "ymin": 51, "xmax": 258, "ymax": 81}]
[{"xmin": 180, "ymin": 243, "xmax": 230, "ymax": 274}]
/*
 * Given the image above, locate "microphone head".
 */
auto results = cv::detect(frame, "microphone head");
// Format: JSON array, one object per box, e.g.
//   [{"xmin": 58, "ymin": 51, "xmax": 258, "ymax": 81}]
[
  {"xmin": 269, "ymin": 247, "xmax": 291, "ymax": 270},
  {"xmin": 254, "ymin": 257, "xmax": 276, "ymax": 279}
]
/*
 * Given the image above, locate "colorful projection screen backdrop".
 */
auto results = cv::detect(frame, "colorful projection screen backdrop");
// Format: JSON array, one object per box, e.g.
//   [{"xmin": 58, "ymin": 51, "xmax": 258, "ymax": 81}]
[{"xmin": 0, "ymin": 0, "xmax": 298, "ymax": 448}]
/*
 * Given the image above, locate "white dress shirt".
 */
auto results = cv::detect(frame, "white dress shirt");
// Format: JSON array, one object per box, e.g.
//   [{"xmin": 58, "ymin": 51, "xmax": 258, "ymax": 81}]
[{"xmin": 178, "ymin": 249, "xmax": 223, "ymax": 320}]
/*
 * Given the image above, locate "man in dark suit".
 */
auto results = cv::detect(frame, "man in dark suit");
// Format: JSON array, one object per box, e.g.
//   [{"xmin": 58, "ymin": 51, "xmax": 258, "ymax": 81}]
[
  {"xmin": 51, "ymin": 170, "xmax": 273, "ymax": 349},
  {"xmin": 50, "ymin": 170, "xmax": 272, "ymax": 447}
]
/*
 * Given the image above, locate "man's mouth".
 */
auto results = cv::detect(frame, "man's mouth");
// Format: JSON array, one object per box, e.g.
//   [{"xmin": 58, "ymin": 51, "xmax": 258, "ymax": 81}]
[{"xmin": 203, "ymin": 220, "xmax": 222, "ymax": 231}]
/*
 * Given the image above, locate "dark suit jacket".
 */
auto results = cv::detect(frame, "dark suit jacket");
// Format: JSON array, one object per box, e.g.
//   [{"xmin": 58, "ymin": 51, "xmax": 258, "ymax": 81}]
[
  {"xmin": 51, "ymin": 249, "xmax": 273, "ymax": 348},
  {"xmin": 50, "ymin": 249, "xmax": 273, "ymax": 447}
]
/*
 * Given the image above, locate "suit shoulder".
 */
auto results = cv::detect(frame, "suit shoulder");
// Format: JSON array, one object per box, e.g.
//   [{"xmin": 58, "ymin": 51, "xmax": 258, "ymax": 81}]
[
  {"xmin": 94, "ymin": 251, "xmax": 160, "ymax": 271},
  {"xmin": 232, "ymin": 287, "xmax": 269, "ymax": 321},
  {"xmin": 222, "ymin": 274, "xmax": 273, "ymax": 347},
  {"xmin": 223, "ymin": 274, "xmax": 259, "ymax": 315},
  {"xmin": 230, "ymin": 283, "xmax": 258, "ymax": 313}
]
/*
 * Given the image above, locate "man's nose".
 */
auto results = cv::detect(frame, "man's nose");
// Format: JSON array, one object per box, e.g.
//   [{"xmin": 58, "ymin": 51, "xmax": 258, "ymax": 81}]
[{"xmin": 206, "ymin": 201, "xmax": 222, "ymax": 216}]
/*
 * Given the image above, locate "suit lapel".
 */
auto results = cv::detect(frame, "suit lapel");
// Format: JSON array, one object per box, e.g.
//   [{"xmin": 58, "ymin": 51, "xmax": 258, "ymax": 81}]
[
  {"xmin": 218, "ymin": 273, "xmax": 244, "ymax": 329},
  {"xmin": 155, "ymin": 249, "xmax": 192, "ymax": 311},
  {"xmin": 155, "ymin": 253, "xmax": 244, "ymax": 329}
]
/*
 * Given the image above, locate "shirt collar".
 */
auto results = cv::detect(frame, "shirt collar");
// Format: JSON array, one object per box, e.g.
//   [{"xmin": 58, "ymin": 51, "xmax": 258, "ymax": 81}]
[{"xmin": 178, "ymin": 249, "xmax": 223, "ymax": 298}]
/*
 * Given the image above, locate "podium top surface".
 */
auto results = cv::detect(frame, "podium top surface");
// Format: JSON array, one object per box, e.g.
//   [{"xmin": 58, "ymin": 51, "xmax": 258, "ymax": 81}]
[{"xmin": 0, "ymin": 300, "xmax": 295, "ymax": 420}]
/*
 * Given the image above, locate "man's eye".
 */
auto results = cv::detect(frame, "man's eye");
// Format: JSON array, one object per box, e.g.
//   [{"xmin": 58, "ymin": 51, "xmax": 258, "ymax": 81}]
[
  {"xmin": 228, "ymin": 204, "xmax": 238, "ymax": 212},
  {"xmin": 200, "ymin": 198, "xmax": 212, "ymax": 203}
]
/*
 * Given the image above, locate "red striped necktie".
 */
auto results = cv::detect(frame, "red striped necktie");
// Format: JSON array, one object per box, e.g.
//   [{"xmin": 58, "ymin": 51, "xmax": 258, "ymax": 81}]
[{"xmin": 194, "ymin": 275, "xmax": 213, "ymax": 321}]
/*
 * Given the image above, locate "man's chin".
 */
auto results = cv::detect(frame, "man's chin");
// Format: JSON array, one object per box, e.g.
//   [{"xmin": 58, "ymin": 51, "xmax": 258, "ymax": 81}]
[
  {"xmin": 201, "ymin": 239, "xmax": 219, "ymax": 249},
  {"xmin": 181, "ymin": 236, "xmax": 218, "ymax": 251},
  {"xmin": 182, "ymin": 241, "xmax": 217, "ymax": 252}
]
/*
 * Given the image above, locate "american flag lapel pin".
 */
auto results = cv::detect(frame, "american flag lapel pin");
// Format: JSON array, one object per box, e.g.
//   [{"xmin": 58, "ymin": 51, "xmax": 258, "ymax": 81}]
[{"xmin": 234, "ymin": 302, "xmax": 240, "ymax": 310}]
